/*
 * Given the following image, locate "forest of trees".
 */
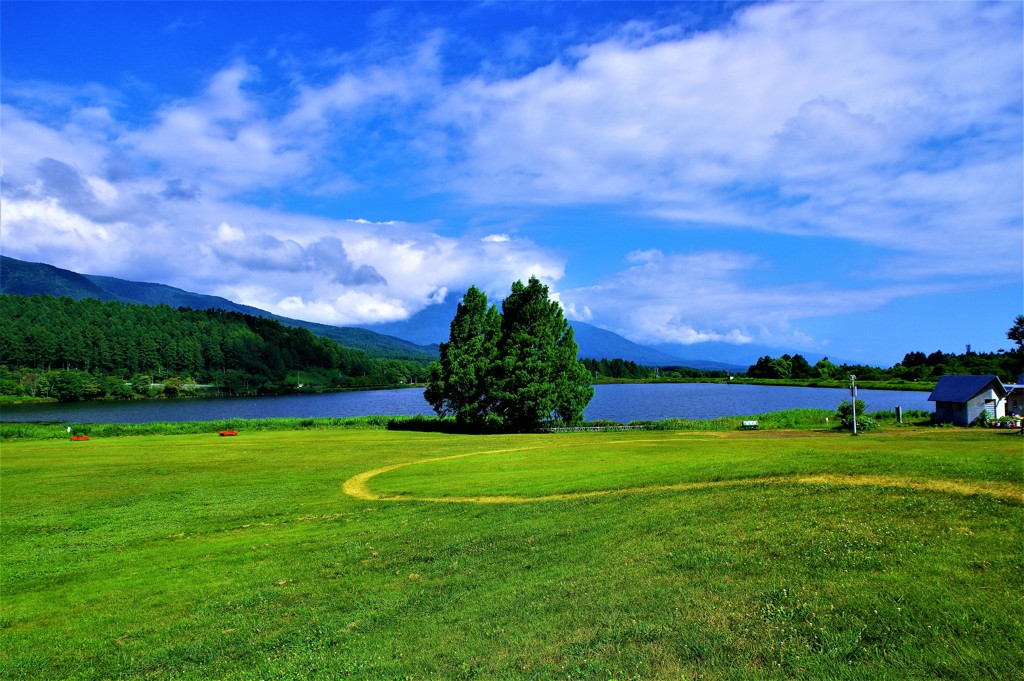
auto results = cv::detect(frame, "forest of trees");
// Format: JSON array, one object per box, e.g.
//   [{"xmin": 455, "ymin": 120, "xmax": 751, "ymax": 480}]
[
  {"xmin": 0, "ymin": 294, "xmax": 431, "ymax": 400},
  {"xmin": 747, "ymin": 348, "xmax": 1022, "ymax": 384},
  {"xmin": 580, "ymin": 358, "xmax": 731, "ymax": 381}
]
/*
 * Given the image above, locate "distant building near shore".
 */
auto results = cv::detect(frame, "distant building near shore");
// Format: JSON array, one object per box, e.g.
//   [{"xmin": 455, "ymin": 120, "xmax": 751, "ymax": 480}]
[
  {"xmin": 928, "ymin": 375, "xmax": 1019, "ymax": 426},
  {"xmin": 1006, "ymin": 373, "xmax": 1024, "ymax": 418}
]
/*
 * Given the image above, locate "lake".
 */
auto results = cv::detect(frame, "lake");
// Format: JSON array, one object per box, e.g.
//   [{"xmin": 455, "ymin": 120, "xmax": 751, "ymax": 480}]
[{"xmin": 0, "ymin": 383, "xmax": 932, "ymax": 425}]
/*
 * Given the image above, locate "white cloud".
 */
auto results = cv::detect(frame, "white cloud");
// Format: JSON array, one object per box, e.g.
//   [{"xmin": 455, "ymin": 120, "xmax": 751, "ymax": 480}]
[
  {"xmin": 0, "ymin": 104, "xmax": 112, "ymax": 185},
  {"xmin": 558, "ymin": 250, "xmax": 945, "ymax": 349},
  {"xmin": 83, "ymin": 174, "xmax": 118, "ymax": 204},
  {"xmin": 437, "ymin": 1, "xmax": 1022, "ymax": 276},
  {"xmin": 191, "ymin": 210, "xmax": 564, "ymax": 325},
  {"xmin": 269, "ymin": 290, "xmax": 409, "ymax": 325},
  {"xmin": 216, "ymin": 221, "xmax": 244, "ymax": 242},
  {"xmin": 284, "ymin": 33, "xmax": 442, "ymax": 129},
  {"xmin": 1, "ymin": 160, "xmax": 565, "ymax": 326},
  {"xmin": 2, "ymin": 197, "xmax": 120, "ymax": 247},
  {"xmin": 123, "ymin": 63, "xmax": 309, "ymax": 194}
]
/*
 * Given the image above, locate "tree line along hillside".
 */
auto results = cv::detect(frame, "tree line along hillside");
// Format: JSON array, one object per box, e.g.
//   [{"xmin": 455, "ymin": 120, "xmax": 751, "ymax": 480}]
[
  {"xmin": 580, "ymin": 358, "xmax": 731, "ymax": 381},
  {"xmin": 0, "ymin": 294, "xmax": 431, "ymax": 400},
  {"xmin": 741, "ymin": 316, "xmax": 1023, "ymax": 385},
  {"xmin": 746, "ymin": 347, "xmax": 1022, "ymax": 385}
]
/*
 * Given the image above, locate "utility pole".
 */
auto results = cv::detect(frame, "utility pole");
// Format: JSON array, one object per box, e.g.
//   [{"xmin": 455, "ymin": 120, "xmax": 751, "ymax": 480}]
[{"xmin": 850, "ymin": 374, "xmax": 858, "ymax": 435}]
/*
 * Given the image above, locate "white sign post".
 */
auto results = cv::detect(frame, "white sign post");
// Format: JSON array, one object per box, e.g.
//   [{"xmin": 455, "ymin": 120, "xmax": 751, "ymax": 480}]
[{"xmin": 850, "ymin": 375, "xmax": 858, "ymax": 435}]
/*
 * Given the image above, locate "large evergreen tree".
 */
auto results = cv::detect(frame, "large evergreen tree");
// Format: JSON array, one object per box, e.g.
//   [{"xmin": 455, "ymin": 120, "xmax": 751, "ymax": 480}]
[
  {"xmin": 491, "ymin": 277, "xmax": 591, "ymax": 429},
  {"xmin": 550, "ymin": 323, "xmax": 594, "ymax": 423},
  {"xmin": 424, "ymin": 286, "xmax": 500, "ymax": 426},
  {"xmin": 426, "ymin": 277, "xmax": 594, "ymax": 430}
]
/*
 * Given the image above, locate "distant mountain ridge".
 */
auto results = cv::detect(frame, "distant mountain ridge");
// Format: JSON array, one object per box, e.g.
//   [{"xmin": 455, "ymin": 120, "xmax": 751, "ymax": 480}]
[
  {"xmin": 0, "ymin": 256, "xmax": 437, "ymax": 361},
  {"xmin": 360, "ymin": 291, "xmax": 747, "ymax": 372},
  {"xmin": 1, "ymin": 256, "xmax": 779, "ymax": 371}
]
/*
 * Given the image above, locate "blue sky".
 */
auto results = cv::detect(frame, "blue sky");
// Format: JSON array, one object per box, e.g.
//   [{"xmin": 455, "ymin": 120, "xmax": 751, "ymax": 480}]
[{"xmin": 2, "ymin": 1, "xmax": 1021, "ymax": 365}]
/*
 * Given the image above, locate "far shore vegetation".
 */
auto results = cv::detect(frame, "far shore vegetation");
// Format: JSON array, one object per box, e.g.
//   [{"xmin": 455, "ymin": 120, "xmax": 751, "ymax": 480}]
[
  {"xmin": 1, "ymin": 294, "xmax": 1021, "ymax": 406},
  {"xmin": 0, "ymin": 406, "xmax": 934, "ymax": 441},
  {"xmin": 0, "ymin": 294, "xmax": 432, "ymax": 403}
]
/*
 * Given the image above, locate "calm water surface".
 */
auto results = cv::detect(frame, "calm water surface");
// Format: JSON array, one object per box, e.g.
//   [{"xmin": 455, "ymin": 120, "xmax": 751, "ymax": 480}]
[{"xmin": 1, "ymin": 383, "xmax": 932, "ymax": 425}]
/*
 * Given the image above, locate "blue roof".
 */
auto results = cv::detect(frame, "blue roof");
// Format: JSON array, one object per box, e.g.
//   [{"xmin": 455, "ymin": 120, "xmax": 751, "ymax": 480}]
[{"xmin": 928, "ymin": 375, "xmax": 1006, "ymax": 403}]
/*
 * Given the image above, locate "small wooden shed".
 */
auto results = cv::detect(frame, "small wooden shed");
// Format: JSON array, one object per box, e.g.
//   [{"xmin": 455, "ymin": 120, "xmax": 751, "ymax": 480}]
[{"xmin": 928, "ymin": 375, "xmax": 1007, "ymax": 426}]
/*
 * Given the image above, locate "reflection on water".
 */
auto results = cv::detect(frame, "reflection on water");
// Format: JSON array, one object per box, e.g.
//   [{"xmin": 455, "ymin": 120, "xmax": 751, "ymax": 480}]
[{"xmin": 1, "ymin": 383, "xmax": 932, "ymax": 425}]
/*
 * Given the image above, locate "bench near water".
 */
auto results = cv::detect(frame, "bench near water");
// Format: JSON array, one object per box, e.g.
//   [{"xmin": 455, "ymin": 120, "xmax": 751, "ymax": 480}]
[{"xmin": 741, "ymin": 420, "xmax": 759, "ymax": 430}]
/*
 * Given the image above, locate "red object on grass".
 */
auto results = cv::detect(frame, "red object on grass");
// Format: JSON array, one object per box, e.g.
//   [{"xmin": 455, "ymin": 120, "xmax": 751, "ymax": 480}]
[
  {"xmin": 70, "ymin": 435, "xmax": 90, "ymax": 441},
  {"xmin": 219, "ymin": 430, "xmax": 239, "ymax": 436}
]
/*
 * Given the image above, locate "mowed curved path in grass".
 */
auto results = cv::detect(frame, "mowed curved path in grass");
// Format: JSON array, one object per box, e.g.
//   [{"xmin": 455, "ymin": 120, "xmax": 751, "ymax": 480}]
[{"xmin": 343, "ymin": 430, "xmax": 1024, "ymax": 505}]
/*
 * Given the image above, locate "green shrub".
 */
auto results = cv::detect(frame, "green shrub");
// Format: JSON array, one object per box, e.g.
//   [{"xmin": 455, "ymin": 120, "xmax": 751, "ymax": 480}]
[
  {"xmin": 831, "ymin": 399, "xmax": 864, "ymax": 430},
  {"xmin": 858, "ymin": 416, "xmax": 878, "ymax": 431}
]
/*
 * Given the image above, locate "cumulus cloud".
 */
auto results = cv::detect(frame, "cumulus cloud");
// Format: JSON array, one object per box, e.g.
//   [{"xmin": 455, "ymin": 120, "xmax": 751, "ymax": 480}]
[
  {"xmin": 187, "ymin": 210, "xmax": 564, "ymax": 325},
  {"xmin": 307, "ymin": 237, "xmax": 388, "ymax": 287},
  {"xmin": 558, "ymin": 249, "xmax": 944, "ymax": 349},
  {"xmin": 159, "ymin": 179, "xmax": 201, "ymax": 202},
  {"xmin": 122, "ymin": 62, "xmax": 309, "ymax": 195},
  {"xmin": 0, "ymin": 104, "xmax": 112, "ymax": 190},
  {"xmin": 35, "ymin": 158, "xmax": 99, "ymax": 212},
  {"xmin": 437, "ymin": 1, "xmax": 1022, "ymax": 277},
  {"xmin": 0, "ymin": 197, "xmax": 134, "ymax": 279},
  {"xmin": 1, "ymin": 160, "xmax": 564, "ymax": 327},
  {"xmin": 211, "ymin": 231, "xmax": 307, "ymax": 271},
  {"xmin": 267, "ymin": 289, "xmax": 410, "ymax": 326}
]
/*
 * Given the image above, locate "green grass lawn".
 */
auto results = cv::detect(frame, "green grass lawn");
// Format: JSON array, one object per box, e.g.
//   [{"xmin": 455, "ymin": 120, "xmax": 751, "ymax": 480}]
[{"xmin": 2, "ymin": 427, "xmax": 1021, "ymax": 679}]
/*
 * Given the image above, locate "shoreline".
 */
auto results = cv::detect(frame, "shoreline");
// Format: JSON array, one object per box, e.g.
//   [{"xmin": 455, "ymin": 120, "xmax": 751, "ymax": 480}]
[
  {"xmin": 0, "ymin": 377, "xmax": 933, "ymax": 407},
  {"xmin": 0, "ymin": 382, "xmax": 428, "ymax": 406},
  {"xmin": 1, "ymin": 407, "xmax": 934, "ymax": 440},
  {"xmin": 593, "ymin": 376, "xmax": 937, "ymax": 392}
]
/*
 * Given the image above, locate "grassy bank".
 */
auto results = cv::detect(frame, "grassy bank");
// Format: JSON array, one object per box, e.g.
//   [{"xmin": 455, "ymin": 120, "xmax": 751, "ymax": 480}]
[
  {"xmin": 2, "ymin": 427, "xmax": 1020, "ymax": 679},
  {"xmin": 0, "ymin": 415, "xmax": 399, "ymax": 441},
  {"xmin": 0, "ymin": 408, "xmax": 932, "ymax": 441}
]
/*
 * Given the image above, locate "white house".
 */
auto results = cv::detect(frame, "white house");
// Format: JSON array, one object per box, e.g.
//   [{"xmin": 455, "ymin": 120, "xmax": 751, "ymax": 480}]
[{"xmin": 928, "ymin": 375, "xmax": 1008, "ymax": 426}]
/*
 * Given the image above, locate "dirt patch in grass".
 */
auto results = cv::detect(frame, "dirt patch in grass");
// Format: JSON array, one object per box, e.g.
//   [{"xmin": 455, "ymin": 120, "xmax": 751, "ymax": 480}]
[{"xmin": 795, "ymin": 473, "xmax": 1023, "ymax": 502}]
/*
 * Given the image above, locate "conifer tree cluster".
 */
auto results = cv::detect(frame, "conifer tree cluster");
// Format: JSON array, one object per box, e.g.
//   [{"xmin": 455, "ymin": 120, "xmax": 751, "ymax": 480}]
[
  {"xmin": 0, "ymin": 294, "xmax": 430, "ymax": 399},
  {"xmin": 425, "ymin": 277, "xmax": 594, "ymax": 430}
]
